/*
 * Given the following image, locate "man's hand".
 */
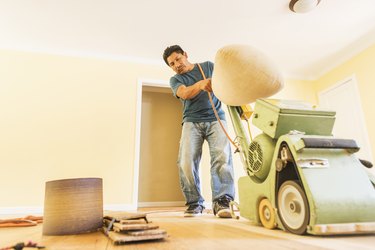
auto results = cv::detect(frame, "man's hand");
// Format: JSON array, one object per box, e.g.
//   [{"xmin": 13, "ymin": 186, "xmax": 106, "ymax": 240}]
[{"xmin": 199, "ymin": 78, "xmax": 212, "ymax": 92}]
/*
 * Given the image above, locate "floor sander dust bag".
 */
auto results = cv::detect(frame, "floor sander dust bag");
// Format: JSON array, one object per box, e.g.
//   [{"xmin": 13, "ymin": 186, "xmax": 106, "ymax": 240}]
[{"xmin": 212, "ymin": 44, "xmax": 284, "ymax": 106}]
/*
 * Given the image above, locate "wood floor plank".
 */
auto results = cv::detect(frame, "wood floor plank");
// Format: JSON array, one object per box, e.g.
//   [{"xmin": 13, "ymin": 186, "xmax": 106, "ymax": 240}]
[{"xmin": 0, "ymin": 209, "xmax": 374, "ymax": 249}]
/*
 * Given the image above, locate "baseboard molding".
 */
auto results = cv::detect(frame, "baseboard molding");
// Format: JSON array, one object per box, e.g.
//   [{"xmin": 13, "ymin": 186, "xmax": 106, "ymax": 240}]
[
  {"xmin": 138, "ymin": 201, "xmax": 213, "ymax": 209},
  {"xmin": 203, "ymin": 202, "xmax": 212, "ymax": 209},
  {"xmin": 137, "ymin": 201, "xmax": 185, "ymax": 208},
  {"xmin": 0, "ymin": 202, "xmax": 213, "ymax": 215},
  {"xmin": 0, "ymin": 204, "xmax": 137, "ymax": 215},
  {"xmin": 104, "ymin": 204, "xmax": 137, "ymax": 212},
  {"xmin": 0, "ymin": 206, "xmax": 44, "ymax": 216}
]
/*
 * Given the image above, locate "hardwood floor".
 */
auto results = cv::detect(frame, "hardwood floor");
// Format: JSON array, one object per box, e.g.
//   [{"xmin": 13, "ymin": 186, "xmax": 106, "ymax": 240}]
[{"xmin": 1, "ymin": 208, "xmax": 374, "ymax": 250}]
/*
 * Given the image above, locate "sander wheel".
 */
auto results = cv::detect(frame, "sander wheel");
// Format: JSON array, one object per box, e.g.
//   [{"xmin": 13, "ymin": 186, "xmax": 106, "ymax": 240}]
[
  {"xmin": 258, "ymin": 198, "xmax": 277, "ymax": 229},
  {"xmin": 277, "ymin": 180, "xmax": 309, "ymax": 235}
]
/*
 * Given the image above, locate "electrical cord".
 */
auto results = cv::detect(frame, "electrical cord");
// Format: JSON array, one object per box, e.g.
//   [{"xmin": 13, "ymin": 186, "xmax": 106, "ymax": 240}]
[{"xmin": 196, "ymin": 64, "xmax": 240, "ymax": 152}]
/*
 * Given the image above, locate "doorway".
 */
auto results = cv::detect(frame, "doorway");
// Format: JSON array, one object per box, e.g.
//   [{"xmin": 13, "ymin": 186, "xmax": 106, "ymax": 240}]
[{"xmin": 137, "ymin": 83, "xmax": 185, "ymax": 207}]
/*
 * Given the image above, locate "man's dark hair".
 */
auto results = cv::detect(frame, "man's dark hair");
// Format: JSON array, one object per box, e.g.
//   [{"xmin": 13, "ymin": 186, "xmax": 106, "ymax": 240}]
[{"xmin": 163, "ymin": 45, "xmax": 184, "ymax": 66}]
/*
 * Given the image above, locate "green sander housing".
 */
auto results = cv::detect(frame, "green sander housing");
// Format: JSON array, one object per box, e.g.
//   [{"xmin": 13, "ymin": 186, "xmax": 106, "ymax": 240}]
[{"xmin": 228, "ymin": 99, "xmax": 375, "ymax": 235}]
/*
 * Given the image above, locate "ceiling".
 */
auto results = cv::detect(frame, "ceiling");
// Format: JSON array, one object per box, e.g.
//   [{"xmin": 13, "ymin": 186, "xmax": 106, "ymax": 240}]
[{"xmin": 1, "ymin": 0, "xmax": 375, "ymax": 80}]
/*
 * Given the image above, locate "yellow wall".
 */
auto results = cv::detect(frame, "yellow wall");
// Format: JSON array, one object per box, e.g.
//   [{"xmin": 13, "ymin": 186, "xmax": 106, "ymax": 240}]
[
  {"xmin": 313, "ymin": 43, "xmax": 375, "ymax": 160},
  {"xmin": 275, "ymin": 79, "xmax": 316, "ymax": 104},
  {"xmin": 0, "ymin": 50, "xmax": 170, "ymax": 210}
]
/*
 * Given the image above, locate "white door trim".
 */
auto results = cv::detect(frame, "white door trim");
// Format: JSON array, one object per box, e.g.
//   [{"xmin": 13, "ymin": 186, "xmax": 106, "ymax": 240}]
[
  {"xmin": 318, "ymin": 74, "xmax": 373, "ymax": 162},
  {"xmin": 133, "ymin": 78, "xmax": 170, "ymax": 208},
  {"xmin": 318, "ymin": 74, "xmax": 354, "ymax": 95}
]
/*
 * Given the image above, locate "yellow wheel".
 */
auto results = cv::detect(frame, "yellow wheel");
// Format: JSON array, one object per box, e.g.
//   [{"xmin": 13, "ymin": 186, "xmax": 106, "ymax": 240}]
[{"xmin": 258, "ymin": 198, "xmax": 276, "ymax": 229}]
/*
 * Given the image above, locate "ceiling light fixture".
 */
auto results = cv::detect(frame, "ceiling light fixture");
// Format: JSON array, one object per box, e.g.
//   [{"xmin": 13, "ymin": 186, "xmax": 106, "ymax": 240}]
[{"xmin": 289, "ymin": 0, "xmax": 321, "ymax": 13}]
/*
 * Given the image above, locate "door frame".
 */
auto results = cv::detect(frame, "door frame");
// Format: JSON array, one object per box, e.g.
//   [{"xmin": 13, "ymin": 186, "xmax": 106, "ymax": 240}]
[
  {"xmin": 318, "ymin": 74, "xmax": 373, "ymax": 162},
  {"xmin": 134, "ymin": 78, "xmax": 180, "ymax": 208}
]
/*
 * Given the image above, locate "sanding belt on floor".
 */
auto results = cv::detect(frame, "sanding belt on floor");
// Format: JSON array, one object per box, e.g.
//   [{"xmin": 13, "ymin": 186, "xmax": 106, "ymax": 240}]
[{"xmin": 0, "ymin": 215, "xmax": 43, "ymax": 227}]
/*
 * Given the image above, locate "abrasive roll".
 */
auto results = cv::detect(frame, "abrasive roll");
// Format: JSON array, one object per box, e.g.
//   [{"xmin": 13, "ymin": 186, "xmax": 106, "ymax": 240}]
[{"xmin": 43, "ymin": 178, "xmax": 103, "ymax": 235}]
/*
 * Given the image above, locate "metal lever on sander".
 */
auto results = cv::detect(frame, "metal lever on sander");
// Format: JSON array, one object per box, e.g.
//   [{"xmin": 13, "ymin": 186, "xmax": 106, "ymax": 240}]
[
  {"xmin": 229, "ymin": 201, "xmax": 240, "ymax": 219},
  {"xmin": 360, "ymin": 159, "xmax": 373, "ymax": 168}
]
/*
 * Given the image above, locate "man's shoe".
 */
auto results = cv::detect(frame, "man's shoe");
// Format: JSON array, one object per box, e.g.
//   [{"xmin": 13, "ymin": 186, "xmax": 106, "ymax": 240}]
[
  {"xmin": 184, "ymin": 204, "xmax": 204, "ymax": 217},
  {"xmin": 213, "ymin": 196, "xmax": 233, "ymax": 218}
]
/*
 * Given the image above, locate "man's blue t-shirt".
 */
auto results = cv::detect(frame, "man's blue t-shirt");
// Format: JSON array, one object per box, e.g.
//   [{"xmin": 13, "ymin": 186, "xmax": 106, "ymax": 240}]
[{"xmin": 170, "ymin": 61, "xmax": 226, "ymax": 123}]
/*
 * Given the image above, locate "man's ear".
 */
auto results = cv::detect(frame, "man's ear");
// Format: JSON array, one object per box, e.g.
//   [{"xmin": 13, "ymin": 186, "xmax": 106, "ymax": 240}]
[{"xmin": 184, "ymin": 52, "xmax": 188, "ymax": 58}]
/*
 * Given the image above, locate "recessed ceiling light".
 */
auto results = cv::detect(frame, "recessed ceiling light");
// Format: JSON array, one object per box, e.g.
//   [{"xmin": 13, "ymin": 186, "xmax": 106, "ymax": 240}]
[{"xmin": 289, "ymin": 0, "xmax": 321, "ymax": 13}]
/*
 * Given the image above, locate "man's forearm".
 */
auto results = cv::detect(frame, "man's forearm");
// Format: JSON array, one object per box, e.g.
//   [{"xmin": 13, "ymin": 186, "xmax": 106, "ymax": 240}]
[
  {"xmin": 177, "ymin": 81, "xmax": 203, "ymax": 100},
  {"xmin": 177, "ymin": 79, "xmax": 212, "ymax": 100}
]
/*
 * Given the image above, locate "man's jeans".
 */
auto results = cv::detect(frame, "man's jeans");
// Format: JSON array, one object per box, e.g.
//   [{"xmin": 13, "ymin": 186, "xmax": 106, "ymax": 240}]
[{"xmin": 177, "ymin": 121, "xmax": 235, "ymax": 206}]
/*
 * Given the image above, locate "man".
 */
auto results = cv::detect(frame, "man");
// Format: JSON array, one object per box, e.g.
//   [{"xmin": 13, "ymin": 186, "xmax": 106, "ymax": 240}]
[{"xmin": 163, "ymin": 45, "xmax": 235, "ymax": 218}]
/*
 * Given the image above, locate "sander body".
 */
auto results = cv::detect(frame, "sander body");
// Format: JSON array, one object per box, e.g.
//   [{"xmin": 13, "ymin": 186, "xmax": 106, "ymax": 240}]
[{"xmin": 228, "ymin": 99, "xmax": 375, "ymax": 235}]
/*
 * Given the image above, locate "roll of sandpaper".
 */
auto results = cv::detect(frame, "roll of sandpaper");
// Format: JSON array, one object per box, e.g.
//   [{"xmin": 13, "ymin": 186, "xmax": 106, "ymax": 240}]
[{"xmin": 43, "ymin": 178, "xmax": 103, "ymax": 235}]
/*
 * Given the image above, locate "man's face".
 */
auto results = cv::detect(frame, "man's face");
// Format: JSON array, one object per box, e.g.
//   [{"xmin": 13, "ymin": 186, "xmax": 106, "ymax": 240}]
[{"xmin": 167, "ymin": 52, "xmax": 190, "ymax": 74}]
